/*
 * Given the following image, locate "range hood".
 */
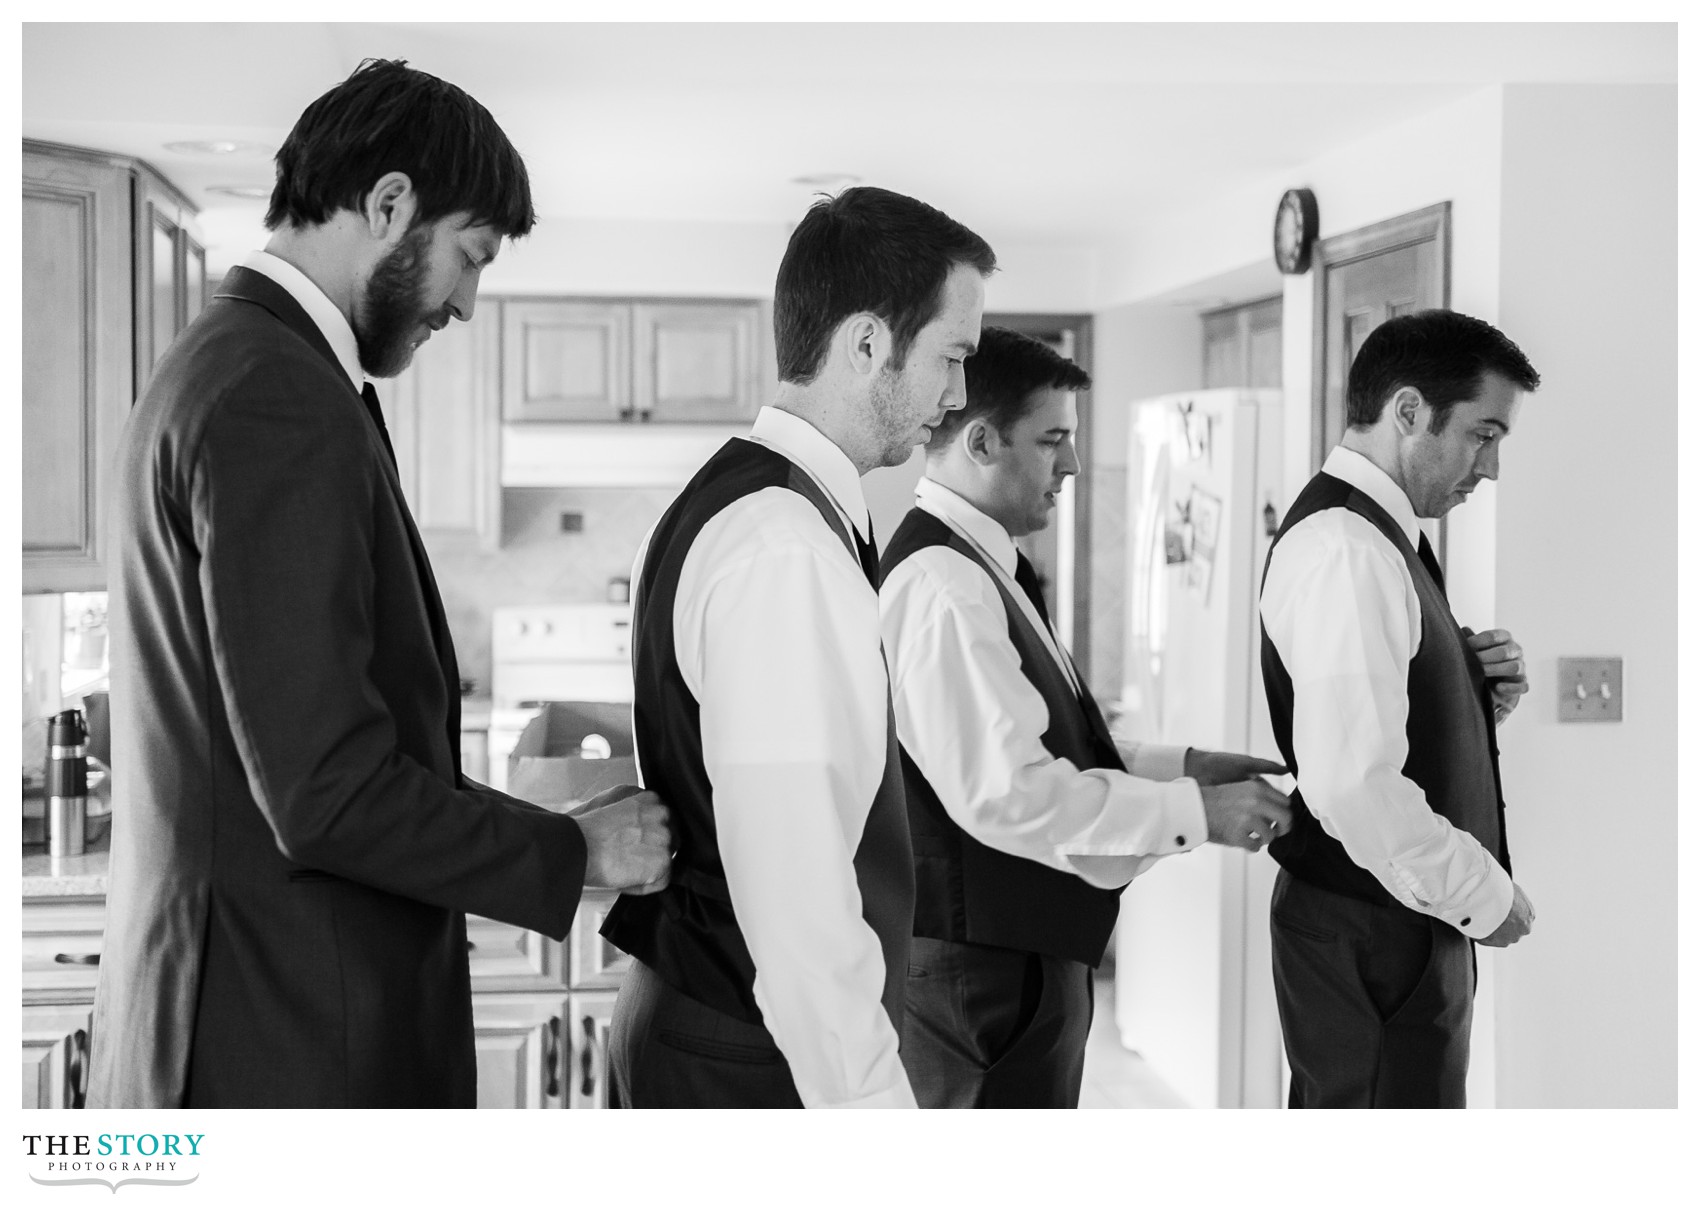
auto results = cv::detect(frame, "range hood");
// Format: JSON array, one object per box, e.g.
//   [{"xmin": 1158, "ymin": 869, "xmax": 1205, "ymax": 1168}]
[{"xmin": 501, "ymin": 423, "xmax": 745, "ymax": 488}]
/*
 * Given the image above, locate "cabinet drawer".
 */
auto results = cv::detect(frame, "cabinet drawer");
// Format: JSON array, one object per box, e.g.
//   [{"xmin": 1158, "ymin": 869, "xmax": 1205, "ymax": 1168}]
[
  {"xmin": 466, "ymin": 915, "xmax": 566, "ymax": 992},
  {"xmin": 22, "ymin": 898, "xmax": 106, "ymax": 1003},
  {"xmin": 569, "ymin": 892, "xmax": 633, "ymax": 989},
  {"xmin": 567, "ymin": 990, "xmax": 618, "ymax": 1109}
]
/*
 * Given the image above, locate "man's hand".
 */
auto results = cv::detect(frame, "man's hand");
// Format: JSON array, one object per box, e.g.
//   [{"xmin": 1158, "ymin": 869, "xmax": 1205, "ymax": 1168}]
[
  {"xmin": 568, "ymin": 784, "xmax": 673, "ymax": 895},
  {"xmin": 1200, "ymin": 779, "xmax": 1293, "ymax": 854},
  {"xmin": 1184, "ymin": 748, "xmax": 1289, "ymax": 787},
  {"xmin": 1465, "ymin": 628, "xmax": 1530, "ymax": 724},
  {"xmin": 1477, "ymin": 883, "xmax": 1535, "ymax": 947}
]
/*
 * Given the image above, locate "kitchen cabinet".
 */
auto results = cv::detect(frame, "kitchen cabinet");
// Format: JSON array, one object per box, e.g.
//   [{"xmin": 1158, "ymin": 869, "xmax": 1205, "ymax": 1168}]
[
  {"xmin": 387, "ymin": 301, "xmax": 502, "ymax": 548},
  {"xmin": 22, "ymin": 140, "xmax": 202, "ymax": 594},
  {"xmin": 468, "ymin": 889, "xmax": 624, "ymax": 1109},
  {"xmin": 1202, "ymin": 296, "xmax": 1283, "ymax": 390},
  {"xmin": 21, "ymin": 894, "xmax": 105, "ymax": 1109},
  {"xmin": 503, "ymin": 298, "xmax": 764, "ymax": 424},
  {"xmin": 632, "ymin": 301, "xmax": 762, "ymax": 423},
  {"xmin": 503, "ymin": 300, "xmax": 632, "ymax": 422}
]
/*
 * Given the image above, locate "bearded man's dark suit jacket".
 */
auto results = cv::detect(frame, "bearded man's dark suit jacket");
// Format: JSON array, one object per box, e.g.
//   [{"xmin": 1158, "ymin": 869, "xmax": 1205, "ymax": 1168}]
[{"xmin": 87, "ymin": 266, "xmax": 587, "ymax": 1108}]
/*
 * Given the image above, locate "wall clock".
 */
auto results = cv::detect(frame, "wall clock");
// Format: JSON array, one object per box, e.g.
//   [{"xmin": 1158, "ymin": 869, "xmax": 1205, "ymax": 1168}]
[{"xmin": 1273, "ymin": 187, "xmax": 1319, "ymax": 274}]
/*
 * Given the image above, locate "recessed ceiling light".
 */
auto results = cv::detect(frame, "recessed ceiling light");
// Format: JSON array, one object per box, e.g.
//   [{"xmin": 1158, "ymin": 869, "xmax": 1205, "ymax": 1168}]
[
  {"xmin": 205, "ymin": 184, "xmax": 274, "ymax": 201},
  {"xmin": 790, "ymin": 172, "xmax": 862, "ymax": 190},
  {"xmin": 164, "ymin": 140, "xmax": 273, "ymax": 157}
]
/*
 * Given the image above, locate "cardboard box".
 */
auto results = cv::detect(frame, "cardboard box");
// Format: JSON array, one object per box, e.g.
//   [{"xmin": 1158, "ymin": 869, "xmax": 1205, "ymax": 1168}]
[{"xmin": 507, "ymin": 702, "xmax": 638, "ymax": 810}]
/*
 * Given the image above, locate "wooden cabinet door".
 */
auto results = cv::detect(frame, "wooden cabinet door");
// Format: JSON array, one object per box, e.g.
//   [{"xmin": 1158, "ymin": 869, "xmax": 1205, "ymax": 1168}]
[
  {"xmin": 472, "ymin": 993, "xmax": 570, "ymax": 1109},
  {"xmin": 133, "ymin": 169, "xmax": 202, "ymax": 398},
  {"xmin": 567, "ymin": 892, "xmax": 634, "ymax": 989},
  {"xmin": 22, "ymin": 149, "xmax": 134, "ymax": 593},
  {"xmin": 22, "ymin": 1004, "xmax": 92, "ymax": 1109},
  {"xmin": 387, "ymin": 303, "xmax": 502, "ymax": 547},
  {"xmin": 502, "ymin": 300, "xmax": 631, "ymax": 422},
  {"xmin": 566, "ymin": 990, "xmax": 618, "ymax": 1109},
  {"xmin": 632, "ymin": 301, "xmax": 761, "ymax": 422}
]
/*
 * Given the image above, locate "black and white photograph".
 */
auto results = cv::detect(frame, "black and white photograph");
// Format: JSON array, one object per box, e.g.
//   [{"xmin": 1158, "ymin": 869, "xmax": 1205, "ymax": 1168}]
[{"xmin": 11, "ymin": 12, "xmax": 1687, "ymax": 1206}]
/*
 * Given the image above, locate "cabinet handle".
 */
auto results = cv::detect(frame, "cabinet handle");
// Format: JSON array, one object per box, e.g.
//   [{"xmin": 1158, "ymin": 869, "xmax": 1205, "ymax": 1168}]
[
  {"xmin": 54, "ymin": 953, "xmax": 100, "ymax": 966},
  {"xmin": 544, "ymin": 1015, "xmax": 561, "ymax": 1100},
  {"xmin": 580, "ymin": 1014, "xmax": 597, "ymax": 1099},
  {"xmin": 67, "ymin": 1027, "xmax": 90, "ymax": 1110}
]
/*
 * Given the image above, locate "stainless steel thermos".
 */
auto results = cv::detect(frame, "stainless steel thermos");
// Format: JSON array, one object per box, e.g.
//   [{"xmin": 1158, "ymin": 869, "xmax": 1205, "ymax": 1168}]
[{"xmin": 46, "ymin": 708, "xmax": 88, "ymax": 857}]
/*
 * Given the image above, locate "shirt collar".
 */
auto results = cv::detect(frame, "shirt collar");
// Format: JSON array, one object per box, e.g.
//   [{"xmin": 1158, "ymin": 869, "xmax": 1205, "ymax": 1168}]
[
  {"xmin": 914, "ymin": 476, "xmax": 1019, "ymax": 576},
  {"xmin": 1323, "ymin": 445, "xmax": 1422, "ymax": 546},
  {"xmin": 241, "ymin": 250, "xmax": 365, "ymax": 393},
  {"xmin": 750, "ymin": 406, "xmax": 870, "ymax": 542}
]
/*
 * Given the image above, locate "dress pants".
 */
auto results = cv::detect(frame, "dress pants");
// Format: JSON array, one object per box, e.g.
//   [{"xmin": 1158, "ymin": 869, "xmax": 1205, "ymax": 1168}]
[
  {"xmin": 1270, "ymin": 867, "xmax": 1474, "ymax": 1108},
  {"xmin": 902, "ymin": 935, "xmax": 1093, "ymax": 1109},
  {"xmin": 607, "ymin": 956, "xmax": 803, "ymax": 1109}
]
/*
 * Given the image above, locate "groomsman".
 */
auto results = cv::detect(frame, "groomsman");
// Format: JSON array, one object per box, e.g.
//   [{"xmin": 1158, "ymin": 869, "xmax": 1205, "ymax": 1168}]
[
  {"xmin": 1260, "ymin": 310, "xmax": 1539, "ymax": 1107},
  {"xmin": 91, "ymin": 59, "xmax": 671, "ymax": 1108},
  {"xmin": 879, "ymin": 326, "xmax": 1291, "ymax": 1107},
  {"xmin": 602, "ymin": 187, "xmax": 996, "ymax": 1108}
]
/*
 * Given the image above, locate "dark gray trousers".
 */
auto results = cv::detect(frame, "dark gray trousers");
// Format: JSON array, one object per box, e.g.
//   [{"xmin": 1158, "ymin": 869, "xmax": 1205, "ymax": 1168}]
[
  {"xmin": 901, "ymin": 935, "xmax": 1093, "ymax": 1109},
  {"xmin": 1270, "ymin": 868, "xmax": 1475, "ymax": 1108},
  {"xmin": 607, "ymin": 957, "xmax": 803, "ymax": 1109}
]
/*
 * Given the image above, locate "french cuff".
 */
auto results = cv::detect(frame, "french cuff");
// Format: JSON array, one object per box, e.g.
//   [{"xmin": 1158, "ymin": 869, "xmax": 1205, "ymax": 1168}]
[
  {"xmin": 819, "ymin": 1079, "xmax": 918, "ymax": 1109},
  {"xmin": 1446, "ymin": 864, "xmax": 1517, "ymax": 941},
  {"xmin": 1122, "ymin": 741, "xmax": 1189, "ymax": 783},
  {"xmin": 1157, "ymin": 777, "xmax": 1209, "ymax": 854}
]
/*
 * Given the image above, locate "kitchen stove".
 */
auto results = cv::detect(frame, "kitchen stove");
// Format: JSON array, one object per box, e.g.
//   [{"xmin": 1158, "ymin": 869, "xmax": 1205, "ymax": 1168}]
[{"xmin": 487, "ymin": 603, "xmax": 633, "ymax": 793}]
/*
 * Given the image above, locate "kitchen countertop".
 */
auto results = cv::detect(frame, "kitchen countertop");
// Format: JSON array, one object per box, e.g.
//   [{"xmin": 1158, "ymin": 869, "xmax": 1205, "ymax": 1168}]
[{"xmin": 23, "ymin": 833, "xmax": 110, "ymax": 899}]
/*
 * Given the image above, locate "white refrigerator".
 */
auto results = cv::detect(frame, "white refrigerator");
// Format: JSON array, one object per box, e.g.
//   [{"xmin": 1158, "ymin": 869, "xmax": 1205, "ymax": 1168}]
[{"xmin": 1113, "ymin": 388, "xmax": 1288, "ymax": 1109}]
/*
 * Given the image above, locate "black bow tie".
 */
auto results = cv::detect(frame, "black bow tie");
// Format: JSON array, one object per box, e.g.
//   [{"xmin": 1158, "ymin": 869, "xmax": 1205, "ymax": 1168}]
[{"xmin": 361, "ymin": 382, "xmax": 397, "ymax": 467}]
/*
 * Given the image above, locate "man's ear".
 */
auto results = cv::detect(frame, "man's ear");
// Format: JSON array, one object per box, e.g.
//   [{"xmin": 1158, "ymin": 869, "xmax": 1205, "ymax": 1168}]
[
  {"xmin": 362, "ymin": 172, "xmax": 417, "ymax": 242},
  {"xmin": 839, "ymin": 313, "xmax": 893, "ymax": 379},
  {"xmin": 1389, "ymin": 386, "xmax": 1426, "ymax": 437},
  {"xmin": 963, "ymin": 417, "xmax": 1000, "ymax": 467}
]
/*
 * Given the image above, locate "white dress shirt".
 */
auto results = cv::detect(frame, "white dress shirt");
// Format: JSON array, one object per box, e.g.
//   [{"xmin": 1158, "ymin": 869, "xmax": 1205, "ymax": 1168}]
[
  {"xmin": 879, "ymin": 478, "xmax": 1207, "ymax": 891},
  {"xmin": 240, "ymin": 251, "xmax": 364, "ymax": 391},
  {"xmin": 632, "ymin": 405, "xmax": 914, "ymax": 1109},
  {"xmin": 1260, "ymin": 446, "xmax": 1513, "ymax": 939}
]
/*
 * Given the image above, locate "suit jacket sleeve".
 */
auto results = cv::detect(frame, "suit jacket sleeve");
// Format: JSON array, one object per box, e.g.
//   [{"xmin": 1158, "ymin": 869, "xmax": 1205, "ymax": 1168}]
[{"xmin": 191, "ymin": 366, "xmax": 586, "ymax": 940}]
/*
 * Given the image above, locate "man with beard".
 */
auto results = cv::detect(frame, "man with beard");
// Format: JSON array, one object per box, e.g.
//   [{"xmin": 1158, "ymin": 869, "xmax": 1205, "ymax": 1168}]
[
  {"xmin": 601, "ymin": 187, "xmax": 994, "ymax": 1108},
  {"xmin": 90, "ymin": 59, "xmax": 672, "ymax": 1108}
]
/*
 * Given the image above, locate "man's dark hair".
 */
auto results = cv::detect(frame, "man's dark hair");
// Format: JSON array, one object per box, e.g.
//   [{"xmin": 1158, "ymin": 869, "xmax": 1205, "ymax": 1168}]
[
  {"xmin": 774, "ymin": 186, "xmax": 996, "ymax": 385},
  {"xmin": 1347, "ymin": 309, "xmax": 1540, "ymax": 433},
  {"xmin": 927, "ymin": 326, "xmax": 1090, "ymax": 451},
  {"xmin": 266, "ymin": 58, "xmax": 535, "ymax": 238}
]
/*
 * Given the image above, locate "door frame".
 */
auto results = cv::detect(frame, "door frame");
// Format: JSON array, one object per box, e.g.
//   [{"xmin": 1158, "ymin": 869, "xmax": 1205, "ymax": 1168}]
[
  {"xmin": 985, "ymin": 311, "xmax": 1095, "ymax": 676},
  {"xmin": 1309, "ymin": 202, "xmax": 1452, "ymax": 473}
]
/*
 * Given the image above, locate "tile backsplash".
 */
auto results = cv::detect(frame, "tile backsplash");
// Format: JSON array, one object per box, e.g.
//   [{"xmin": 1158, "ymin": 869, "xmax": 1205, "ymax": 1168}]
[{"xmin": 425, "ymin": 486, "xmax": 679, "ymax": 693}]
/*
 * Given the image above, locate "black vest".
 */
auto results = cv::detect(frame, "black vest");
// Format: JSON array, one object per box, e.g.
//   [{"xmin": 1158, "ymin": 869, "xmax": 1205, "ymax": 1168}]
[
  {"xmin": 879, "ymin": 508, "xmax": 1125, "ymax": 968},
  {"xmin": 1260, "ymin": 472, "xmax": 1511, "ymax": 909},
  {"xmin": 599, "ymin": 438, "xmax": 914, "ymax": 1029}
]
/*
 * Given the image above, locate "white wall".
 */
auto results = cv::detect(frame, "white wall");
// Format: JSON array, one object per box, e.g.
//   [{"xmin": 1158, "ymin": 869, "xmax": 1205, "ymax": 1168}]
[{"xmin": 1489, "ymin": 83, "xmax": 1677, "ymax": 1108}]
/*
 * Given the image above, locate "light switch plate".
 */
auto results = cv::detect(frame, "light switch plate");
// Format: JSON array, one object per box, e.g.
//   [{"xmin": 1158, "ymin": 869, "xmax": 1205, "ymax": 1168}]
[{"xmin": 1557, "ymin": 657, "xmax": 1623, "ymax": 723}]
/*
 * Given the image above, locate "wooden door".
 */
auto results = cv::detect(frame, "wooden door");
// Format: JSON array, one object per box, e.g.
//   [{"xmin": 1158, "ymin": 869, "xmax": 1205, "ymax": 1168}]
[
  {"xmin": 133, "ymin": 169, "xmax": 201, "ymax": 397},
  {"xmin": 387, "ymin": 302, "xmax": 502, "ymax": 547},
  {"xmin": 566, "ymin": 990, "xmax": 618, "ymax": 1109},
  {"xmin": 502, "ymin": 300, "xmax": 631, "ymax": 422},
  {"xmin": 472, "ymin": 993, "xmax": 570, "ymax": 1108},
  {"xmin": 1312, "ymin": 203, "xmax": 1450, "ymax": 469},
  {"xmin": 22, "ymin": 148, "xmax": 134, "ymax": 593},
  {"xmin": 631, "ymin": 301, "xmax": 761, "ymax": 422}
]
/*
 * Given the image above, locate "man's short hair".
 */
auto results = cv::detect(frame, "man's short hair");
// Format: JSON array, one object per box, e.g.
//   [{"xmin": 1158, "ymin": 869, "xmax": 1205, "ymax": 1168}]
[
  {"xmin": 926, "ymin": 326, "xmax": 1090, "ymax": 452},
  {"xmin": 266, "ymin": 58, "xmax": 535, "ymax": 239},
  {"xmin": 773, "ymin": 186, "xmax": 996, "ymax": 385},
  {"xmin": 1347, "ymin": 310, "xmax": 1540, "ymax": 433}
]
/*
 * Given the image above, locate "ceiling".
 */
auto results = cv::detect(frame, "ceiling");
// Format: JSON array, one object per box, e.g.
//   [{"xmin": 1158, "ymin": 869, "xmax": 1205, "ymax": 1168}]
[{"xmin": 23, "ymin": 21, "xmax": 1675, "ymax": 252}]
